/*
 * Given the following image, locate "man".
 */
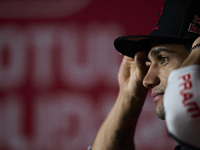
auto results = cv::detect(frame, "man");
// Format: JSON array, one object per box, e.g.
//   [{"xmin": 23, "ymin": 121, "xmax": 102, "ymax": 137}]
[{"xmin": 91, "ymin": 0, "xmax": 200, "ymax": 149}]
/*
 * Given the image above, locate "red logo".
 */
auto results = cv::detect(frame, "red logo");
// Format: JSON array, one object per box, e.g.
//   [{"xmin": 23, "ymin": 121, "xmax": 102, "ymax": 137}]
[
  {"xmin": 179, "ymin": 74, "xmax": 200, "ymax": 119},
  {"xmin": 193, "ymin": 15, "xmax": 200, "ymax": 24},
  {"xmin": 152, "ymin": 5, "xmax": 163, "ymax": 31},
  {"xmin": 188, "ymin": 15, "xmax": 200, "ymax": 34}
]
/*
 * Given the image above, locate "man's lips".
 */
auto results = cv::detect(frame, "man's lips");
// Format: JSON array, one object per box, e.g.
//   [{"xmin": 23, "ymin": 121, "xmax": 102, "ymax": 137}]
[{"xmin": 151, "ymin": 93, "xmax": 164, "ymax": 102}]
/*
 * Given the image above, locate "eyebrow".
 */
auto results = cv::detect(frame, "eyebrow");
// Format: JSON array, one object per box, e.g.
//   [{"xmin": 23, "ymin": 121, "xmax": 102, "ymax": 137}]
[{"xmin": 148, "ymin": 48, "xmax": 173, "ymax": 61}]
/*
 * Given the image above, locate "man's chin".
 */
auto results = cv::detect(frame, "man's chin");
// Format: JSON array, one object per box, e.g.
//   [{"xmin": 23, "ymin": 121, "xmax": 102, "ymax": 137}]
[
  {"xmin": 156, "ymin": 101, "xmax": 165, "ymax": 120},
  {"xmin": 156, "ymin": 110, "xmax": 165, "ymax": 120}
]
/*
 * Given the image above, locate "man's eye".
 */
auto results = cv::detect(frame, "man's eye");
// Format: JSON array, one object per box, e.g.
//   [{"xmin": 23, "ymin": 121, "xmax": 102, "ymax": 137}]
[{"xmin": 159, "ymin": 56, "xmax": 169, "ymax": 64}]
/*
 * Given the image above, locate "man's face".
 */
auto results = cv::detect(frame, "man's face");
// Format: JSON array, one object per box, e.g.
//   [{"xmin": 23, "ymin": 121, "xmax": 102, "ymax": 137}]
[{"xmin": 142, "ymin": 41, "xmax": 189, "ymax": 120}]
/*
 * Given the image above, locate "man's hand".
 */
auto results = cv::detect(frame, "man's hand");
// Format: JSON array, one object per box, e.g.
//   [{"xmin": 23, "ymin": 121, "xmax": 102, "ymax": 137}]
[
  {"xmin": 181, "ymin": 37, "xmax": 200, "ymax": 67},
  {"xmin": 118, "ymin": 51, "xmax": 150, "ymax": 100},
  {"xmin": 92, "ymin": 51, "xmax": 150, "ymax": 150}
]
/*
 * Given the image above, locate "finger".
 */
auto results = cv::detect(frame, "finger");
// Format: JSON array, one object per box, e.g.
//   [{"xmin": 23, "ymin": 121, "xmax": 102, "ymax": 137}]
[
  {"xmin": 192, "ymin": 36, "xmax": 200, "ymax": 47},
  {"xmin": 181, "ymin": 46, "xmax": 200, "ymax": 67},
  {"xmin": 181, "ymin": 37, "xmax": 200, "ymax": 67},
  {"xmin": 118, "ymin": 56, "xmax": 134, "ymax": 80},
  {"xmin": 134, "ymin": 51, "xmax": 146, "ymax": 69},
  {"xmin": 134, "ymin": 51, "xmax": 149, "ymax": 80},
  {"xmin": 119, "ymin": 53, "xmax": 124, "ymax": 56}
]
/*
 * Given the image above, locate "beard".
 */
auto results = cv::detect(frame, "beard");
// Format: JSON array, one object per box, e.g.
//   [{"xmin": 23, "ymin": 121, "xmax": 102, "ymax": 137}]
[
  {"xmin": 152, "ymin": 86, "xmax": 166, "ymax": 120},
  {"xmin": 156, "ymin": 100, "xmax": 165, "ymax": 120}
]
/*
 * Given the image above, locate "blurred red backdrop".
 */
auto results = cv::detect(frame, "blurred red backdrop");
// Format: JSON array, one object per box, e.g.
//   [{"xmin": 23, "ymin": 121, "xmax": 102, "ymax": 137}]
[{"xmin": 0, "ymin": 0, "xmax": 178, "ymax": 150}]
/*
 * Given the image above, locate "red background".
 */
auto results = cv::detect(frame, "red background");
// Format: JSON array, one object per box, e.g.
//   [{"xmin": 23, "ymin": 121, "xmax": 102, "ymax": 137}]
[{"xmin": 0, "ymin": 0, "xmax": 178, "ymax": 150}]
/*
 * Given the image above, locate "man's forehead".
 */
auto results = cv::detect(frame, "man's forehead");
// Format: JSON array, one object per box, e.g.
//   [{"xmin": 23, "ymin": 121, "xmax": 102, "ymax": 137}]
[
  {"xmin": 147, "ymin": 46, "xmax": 172, "ymax": 61},
  {"xmin": 150, "ymin": 39, "xmax": 191, "ymax": 51},
  {"xmin": 149, "ymin": 47, "xmax": 172, "ymax": 56},
  {"xmin": 147, "ymin": 41, "xmax": 189, "ymax": 61}
]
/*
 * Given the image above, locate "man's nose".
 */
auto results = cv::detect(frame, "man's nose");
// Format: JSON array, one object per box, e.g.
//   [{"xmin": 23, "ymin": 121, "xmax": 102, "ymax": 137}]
[{"xmin": 143, "ymin": 66, "xmax": 160, "ymax": 88}]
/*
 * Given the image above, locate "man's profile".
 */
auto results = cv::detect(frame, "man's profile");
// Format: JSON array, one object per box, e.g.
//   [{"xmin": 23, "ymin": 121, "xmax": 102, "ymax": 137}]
[{"xmin": 91, "ymin": 0, "xmax": 200, "ymax": 149}]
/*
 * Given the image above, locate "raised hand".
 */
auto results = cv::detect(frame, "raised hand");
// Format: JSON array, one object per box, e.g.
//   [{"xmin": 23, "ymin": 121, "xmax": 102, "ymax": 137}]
[
  {"xmin": 118, "ymin": 51, "xmax": 150, "ymax": 102},
  {"xmin": 181, "ymin": 37, "xmax": 200, "ymax": 67}
]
